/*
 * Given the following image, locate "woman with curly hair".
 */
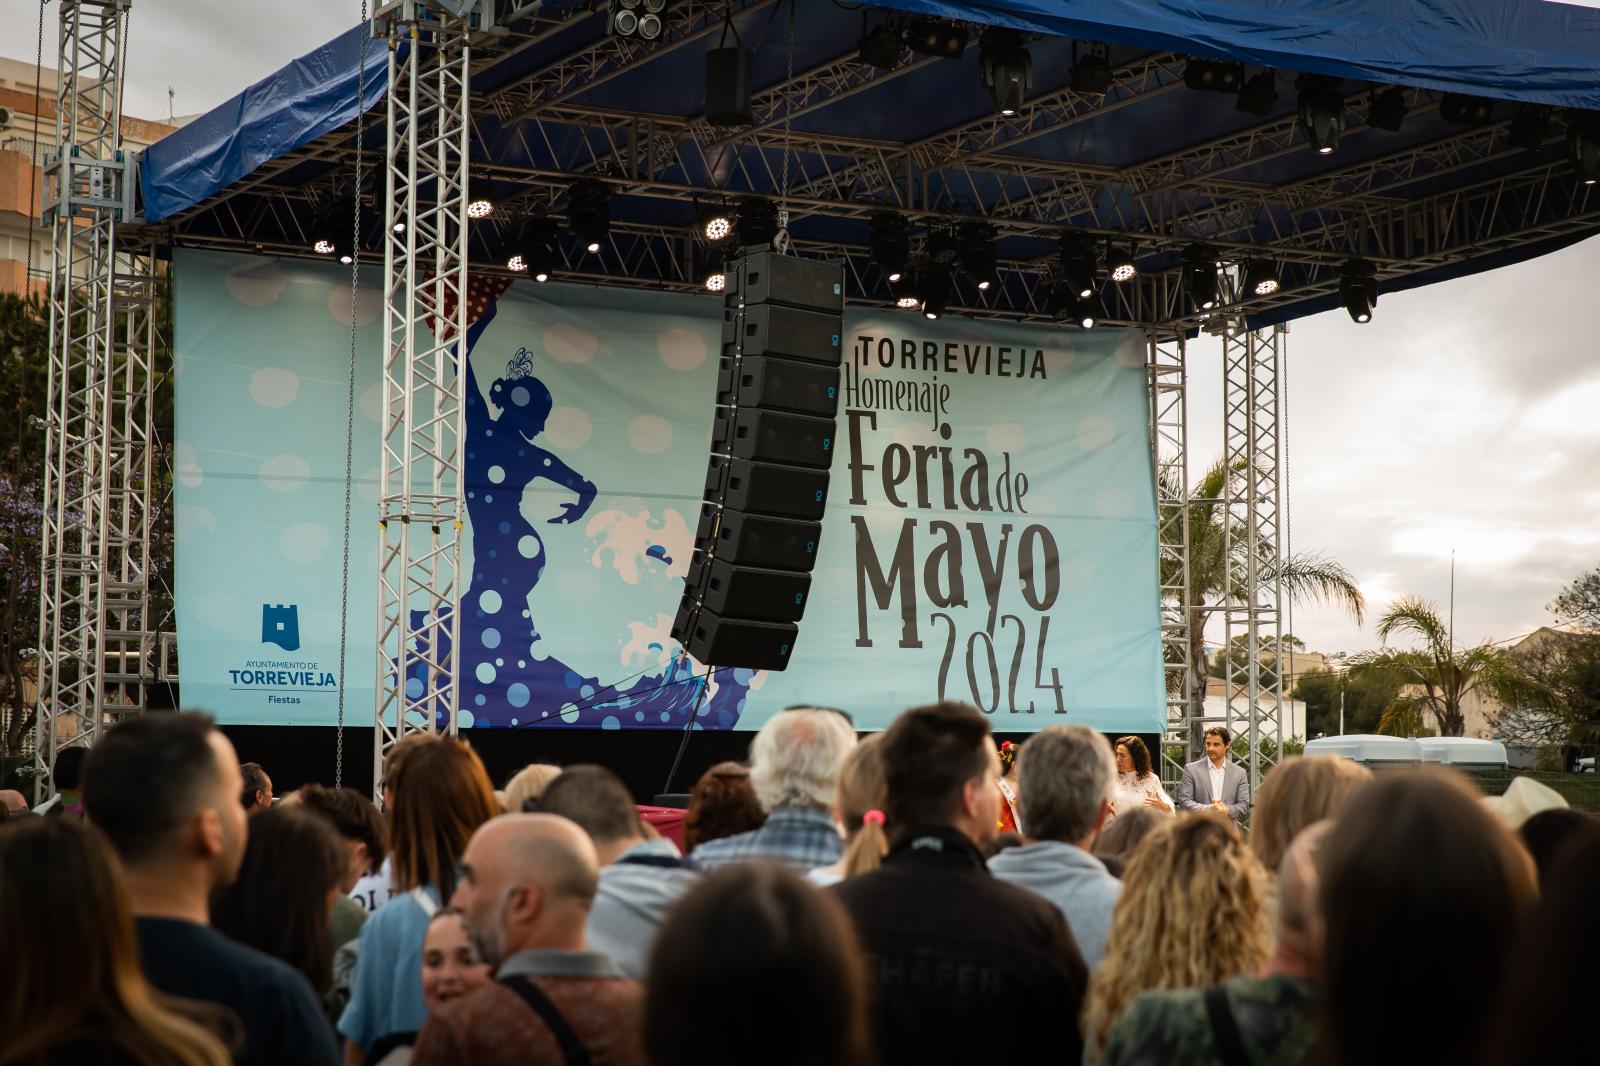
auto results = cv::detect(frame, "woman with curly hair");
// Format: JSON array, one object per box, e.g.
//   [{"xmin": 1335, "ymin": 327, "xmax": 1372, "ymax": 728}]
[
  {"xmin": 1082, "ymin": 814, "xmax": 1269, "ymax": 1059},
  {"xmin": 682, "ymin": 761, "xmax": 767, "ymax": 853}
]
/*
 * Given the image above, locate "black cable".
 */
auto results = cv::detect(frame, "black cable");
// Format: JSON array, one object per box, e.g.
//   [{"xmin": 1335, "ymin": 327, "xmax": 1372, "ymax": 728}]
[{"xmin": 662, "ymin": 665, "xmax": 714, "ymax": 795}]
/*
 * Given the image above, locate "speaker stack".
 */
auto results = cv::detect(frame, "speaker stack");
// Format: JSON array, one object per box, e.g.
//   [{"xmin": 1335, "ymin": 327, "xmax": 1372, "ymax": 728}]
[{"xmin": 670, "ymin": 249, "xmax": 845, "ymax": 671}]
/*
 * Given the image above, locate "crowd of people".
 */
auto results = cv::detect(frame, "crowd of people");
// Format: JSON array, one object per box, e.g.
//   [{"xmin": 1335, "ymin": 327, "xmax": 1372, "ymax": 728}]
[{"xmin": 2, "ymin": 702, "xmax": 1596, "ymax": 1066}]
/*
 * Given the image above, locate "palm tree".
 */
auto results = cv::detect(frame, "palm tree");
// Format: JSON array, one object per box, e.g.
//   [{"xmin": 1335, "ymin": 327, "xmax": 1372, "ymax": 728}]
[
  {"xmin": 1346, "ymin": 597, "xmax": 1562, "ymax": 737},
  {"xmin": 1159, "ymin": 458, "xmax": 1366, "ymax": 739}
]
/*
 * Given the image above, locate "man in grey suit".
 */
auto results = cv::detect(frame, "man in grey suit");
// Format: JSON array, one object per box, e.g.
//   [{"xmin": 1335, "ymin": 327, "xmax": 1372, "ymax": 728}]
[{"xmin": 1178, "ymin": 726, "xmax": 1250, "ymax": 823}]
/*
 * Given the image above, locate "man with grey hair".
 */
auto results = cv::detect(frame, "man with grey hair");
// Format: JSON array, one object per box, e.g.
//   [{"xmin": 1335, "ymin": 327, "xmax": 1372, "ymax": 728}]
[
  {"xmin": 689, "ymin": 706, "xmax": 856, "ymax": 872},
  {"xmin": 414, "ymin": 813, "xmax": 644, "ymax": 1065},
  {"xmin": 987, "ymin": 725, "xmax": 1122, "ymax": 968}
]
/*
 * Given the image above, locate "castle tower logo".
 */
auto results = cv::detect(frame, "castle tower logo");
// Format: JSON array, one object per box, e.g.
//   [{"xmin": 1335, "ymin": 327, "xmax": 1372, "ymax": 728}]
[{"xmin": 261, "ymin": 604, "xmax": 300, "ymax": 652}]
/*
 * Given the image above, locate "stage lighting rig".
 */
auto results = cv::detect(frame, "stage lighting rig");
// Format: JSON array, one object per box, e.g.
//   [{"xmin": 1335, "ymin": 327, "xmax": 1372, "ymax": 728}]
[
  {"xmin": 700, "ymin": 205, "xmax": 733, "ymax": 242},
  {"xmin": 905, "ymin": 18, "xmax": 968, "ymax": 59},
  {"xmin": 1184, "ymin": 57, "xmax": 1244, "ymax": 94},
  {"xmin": 310, "ymin": 200, "xmax": 356, "ymax": 263},
  {"xmin": 566, "ymin": 179, "xmax": 610, "ymax": 254},
  {"xmin": 608, "ymin": 0, "xmax": 666, "ymax": 40},
  {"xmin": 1296, "ymin": 75, "xmax": 1344, "ymax": 154},
  {"xmin": 1569, "ymin": 116, "xmax": 1600, "ymax": 185},
  {"xmin": 926, "ymin": 224, "xmax": 960, "ymax": 267},
  {"xmin": 1367, "ymin": 87, "xmax": 1409, "ymax": 132},
  {"xmin": 466, "ymin": 174, "xmax": 495, "ymax": 220},
  {"xmin": 1242, "ymin": 259, "xmax": 1281, "ymax": 297},
  {"xmin": 959, "ymin": 220, "xmax": 997, "ymax": 291},
  {"xmin": 1105, "ymin": 243, "xmax": 1137, "ymax": 283},
  {"xmin": 701, "ymin": 246, "xmax": 727, "ymax": 292},
  {"xmin": 1339, "ymin": 258, "xmax": 1378, "ymax": 323},
  {"xmin": 858, "ymin": 20, "xmax": 902, "ymax": 69},
  {"xmin": 735, "ymin": 195, "xmax": 779, "ymax": 249},
  {"xmin": 506, "ymin": 217, "xmax": 559, "ymax": 283},
  {"xmin": 1182, "ymin": 245, "xmax": 1220, "ymax": 310},
  {"xmin": 1071, "ymin": 291, "xmax": 1103, "ymax": 329},
  {"xmin": 1235, "ymin": 71, "xmax": 1277, "ymax": 116},
  {"xmin": 979, "ymin": 30, "xmax": 1032, "ymax": 116},
  {"xmin": 1057, "ymin": 232, "xmax": 1098, "ymax": 299},
  {"xmin": 892, "ymin": 272, "xmax": 922, "ymax": 309},
  {"xmin": 1508, "ymin": 105, "xmax": 1552, "ymax": 150},
  {"xmin": 1440, "ymin": 93, "xmax": 1494, "ymax": 125},
  {"xmin": 868, "ymin": 212, "xmax": 910, "ymax": 282},
  {"xmin": 1070, "ymin": 42, "xmax": 1112, "ymax": 95},
  {"xmin": 920, "ymin": 265, "xmax": 953, "ymax": 320}
]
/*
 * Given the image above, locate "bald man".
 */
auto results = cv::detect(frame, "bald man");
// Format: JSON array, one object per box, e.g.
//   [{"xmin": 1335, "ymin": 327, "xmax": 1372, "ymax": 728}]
[
  {"xmin": 412, "ymin": 814, "xmax": 645, "ymax": 1066},
  {"xmin": 0, "ymin": 790, "xmax": 28, "ymax": 819}
]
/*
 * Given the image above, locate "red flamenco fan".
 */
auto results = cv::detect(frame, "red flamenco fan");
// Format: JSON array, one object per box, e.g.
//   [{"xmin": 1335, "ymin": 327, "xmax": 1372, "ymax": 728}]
[{"xmin": 420, "ymin": 271, "xmax": 513, "ymax": 341}]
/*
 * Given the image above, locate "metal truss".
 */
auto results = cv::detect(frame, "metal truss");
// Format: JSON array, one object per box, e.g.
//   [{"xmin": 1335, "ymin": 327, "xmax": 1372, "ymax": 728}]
[
  {"xmin": 32, "ymin": 0, "xmax": 148, "ymax": 801},
  {"xmin": 1220, "ymin": 322, "xmax": 1286, "ymax": 803},
  {"xmin": 373, "ymin": 1, "xmax": 483, "ymax": 800},
  {"xmin": 1147, "ymin": 331, "xmax": 1192, "ymax": 786}
]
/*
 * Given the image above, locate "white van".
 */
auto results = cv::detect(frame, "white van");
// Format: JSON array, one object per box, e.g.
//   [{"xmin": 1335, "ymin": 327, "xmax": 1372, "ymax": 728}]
[{"xmin": 1416, "ymin": 736, "xmax": 1509, "ymax": 770}]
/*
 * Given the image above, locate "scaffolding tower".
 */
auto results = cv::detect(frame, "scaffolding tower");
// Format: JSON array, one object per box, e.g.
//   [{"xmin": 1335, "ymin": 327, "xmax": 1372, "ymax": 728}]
[
  {"xmin": 372, "ymin": 1, "xmax": 492, "ymax": 801},
  {"xmin": 32, "ymin": 0, "xmax": 156, "ymax": 801}
]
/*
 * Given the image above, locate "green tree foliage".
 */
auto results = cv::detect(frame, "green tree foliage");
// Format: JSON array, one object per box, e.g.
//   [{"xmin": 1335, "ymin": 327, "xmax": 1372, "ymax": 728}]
[
  {"xmin": 1291, "ymin": 667, "xmax": 1401, "ymax": 738},
  {"xmin": 1347, "ymin": 597, "xmax": 1562, "ymax": 738}
]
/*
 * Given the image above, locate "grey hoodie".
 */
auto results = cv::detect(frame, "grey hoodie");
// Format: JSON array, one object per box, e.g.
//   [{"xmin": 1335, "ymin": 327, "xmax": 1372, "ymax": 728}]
[
  {"xmin": 586, "ymin": 837, "xmax": 701, "ymax": 980},
  {"xmin": 987, "ymin": 840, "xmax": 1121, "ymax": 970}
]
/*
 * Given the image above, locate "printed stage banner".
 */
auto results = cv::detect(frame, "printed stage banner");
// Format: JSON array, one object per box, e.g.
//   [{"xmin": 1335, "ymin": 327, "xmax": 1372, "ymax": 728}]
[{"xmin": 174, "ymin": 249, "xmax": 1163, "ymax": 734}]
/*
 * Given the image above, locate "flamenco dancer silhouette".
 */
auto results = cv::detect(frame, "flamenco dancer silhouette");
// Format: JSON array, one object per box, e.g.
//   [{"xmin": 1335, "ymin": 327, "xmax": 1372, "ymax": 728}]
[{"xmin": 406, "ymin": 275, "xmax": 754, "ymax": 730}]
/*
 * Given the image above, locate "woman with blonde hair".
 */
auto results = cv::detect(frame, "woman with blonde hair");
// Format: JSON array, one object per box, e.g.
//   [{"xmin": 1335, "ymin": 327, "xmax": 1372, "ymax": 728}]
[
  {"xmin": 1082, "ymin": 814, "xmax": 1269, "ymax": 1058},
  {"xmin": 501, "ymin": 761, "xmax": 561, "ymax": 812},
  {"xmin": 808, "ymin": 734, "xmax": 889, "ymax": 886},
  {"xmin": 339, "ymin": 737, "xmax": 499, "ymax": 1062},
  {"xmin": 1250, "ymin": 755, "xmax": 1372, "ymax": 872},
  {"xmin": 0, "ymin": 817, "xmax": 231, "ymax": 1066}
]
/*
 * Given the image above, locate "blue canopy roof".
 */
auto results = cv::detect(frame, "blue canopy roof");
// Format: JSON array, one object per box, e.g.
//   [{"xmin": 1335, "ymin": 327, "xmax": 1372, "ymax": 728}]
[{"xmin": 137, "ymin": 0, "xmax": 1600, "ymax": 327}]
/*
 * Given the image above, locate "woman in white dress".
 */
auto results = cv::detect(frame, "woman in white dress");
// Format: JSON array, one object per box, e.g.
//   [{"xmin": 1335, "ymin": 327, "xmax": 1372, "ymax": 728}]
[{"xmin": 1109, "ymin": 735, "xmax": 1174, "ymax": 823}]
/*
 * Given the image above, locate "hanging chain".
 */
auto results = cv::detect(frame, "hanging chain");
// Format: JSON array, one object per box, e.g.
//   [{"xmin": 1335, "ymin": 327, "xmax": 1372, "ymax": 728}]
[
  {"xmin": 1279, "ymin": 327, "xmax": 1293, "ymax": 700},
  {"xmin": 335, "ymin": 0, "xmax": 370, "ymax": 789},
  {"xmin": 775, "ymin": 0, "xmax": 795, "ymax": 253}
]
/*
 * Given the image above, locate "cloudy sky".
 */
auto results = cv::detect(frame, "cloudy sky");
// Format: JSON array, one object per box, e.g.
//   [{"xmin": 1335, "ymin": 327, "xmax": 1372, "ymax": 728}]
[{"xmin": 8, "ymin": 6, "xmax": 1598, "ymax": 657}]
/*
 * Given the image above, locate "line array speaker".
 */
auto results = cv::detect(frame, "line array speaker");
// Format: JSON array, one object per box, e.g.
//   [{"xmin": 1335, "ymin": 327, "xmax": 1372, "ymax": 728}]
[{"xmin": 670, "ymin": 248, "xmax": 844, "ymax": 670}]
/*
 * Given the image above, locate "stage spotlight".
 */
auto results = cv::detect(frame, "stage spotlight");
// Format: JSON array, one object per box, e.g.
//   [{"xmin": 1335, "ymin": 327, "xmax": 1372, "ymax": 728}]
[
  {"xmin": 607, "ymin": 0, "xmax": 666, "ymax": 39},
  {"xmin": 1508, "ymin": 105, "xmax": 1552, "ymax": 150},
  {"xmin": 1367, "ymin": 87, "xmax": 1409, "ymax": 132},
  {"xmin": 1235, "ymin": 71, "xmax": 1278, "ymax": 116},
  {"xmin": 701, "ymin": 246, "xmax": 727, "ymax": 292},
  {"xmin": 1072, "ymin": 290, "xmax": 1103, "ymax": 330},
  {"xmin": 858, "ymin": 21, "xmax": 901, "ymax": 69},
  {"xmin": 1046, "ymin": 279, "xmax": 1075, "ymax": 321},
  {"xmin": 959, "ymin": 220, "xmax": 997, "ymax": 291},
  {"xmin": 1185, "ymin": 58, "xmax": 1245, "ymax": 94},
  {"xmin": 892, "ymin": 271, "xmax": 922, "ymax": 309},
  {"xmin": 1568, "ymin": 116, "xmax": 1600, "ymax": 185},
  {"xmin": 701, "ymin": 205, "xmax": 733, "ymax": 242},
  {"xmin": 920, "ymin": 265, "xmax": 953, "ymax": 320},
  {"xmin": 735, "ymin": 195, "xmax": 779, "ymax": 249},
  {"xmin": 311, "ymin": 200, "xmax": 355, "ymax": 261},
  {"xmin": 1106, "ymin": 244, "xmax": 1137, "ymax": 283},
  {"xmin": 905, "ymin": 18, "xmax": 968, "ymax": 59},
  {"xmin": 506, "ymin": 217, "xmax": 559, "ymax": 283},
  {"xmin": 1057, "ymin": 232, "xmax": 1097, "ymax": 299},
  {"xmin": 566, "ymin": 179, "xmax": 610, "ymax": 254},
  {"xmin": 1297, "ymin": 76, "xmax": 1344, "ymax": 154},
  {"xmin": 1182, "ymin": 244, "xmax": 1219, "ymax": 310},
  {"xmin": 869, "ymin": 212, "xmax": 910, "ymax": 282},
  {"xmin": 1071, "ymin": 43, "xmax": 1112, "ymax": 95},
  {"xmin": 979, "ymin": 31, "xmax": 1032, "ymax": 116},
  {"xmin": 1242, "ymin": 259, "xmax": 1281, "ymax": 297},
  {"xmin": 1440, "ymin": 93, "xmax": 1494, "ymax": 125},
  {"xmin": 1339, "ymin": 258, "xmax": 1378, "ymax": 323},
  {"xmin": 466, "ymin": 174, "xmax": 495, "ymax": 220},
  {"xmin": 926, "ymin": 224, "xmax": 960, "ymax": 266}
]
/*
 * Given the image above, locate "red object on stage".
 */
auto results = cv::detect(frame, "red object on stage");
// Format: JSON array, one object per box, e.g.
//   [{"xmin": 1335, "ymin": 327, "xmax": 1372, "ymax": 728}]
[{"xmin": 638, "ymin": 805, "xmax": 687, "ymax": 851}]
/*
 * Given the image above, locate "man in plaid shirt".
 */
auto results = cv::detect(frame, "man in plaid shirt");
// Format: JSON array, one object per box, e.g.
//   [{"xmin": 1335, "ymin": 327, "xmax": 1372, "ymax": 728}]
[{"xmin": 689, "ymin": 708, "xmax": 857, "ymax": 873}]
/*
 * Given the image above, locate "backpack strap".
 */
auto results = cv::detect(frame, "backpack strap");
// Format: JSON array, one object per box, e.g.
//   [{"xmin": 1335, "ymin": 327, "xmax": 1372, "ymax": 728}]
[
  {"xmin": 499, "ymin": 975, "xmax": 592, "ymax": 1066},
  {"xmin": 1203, "ymin": 985, "xmax": 1252, "ymax": 1066}
]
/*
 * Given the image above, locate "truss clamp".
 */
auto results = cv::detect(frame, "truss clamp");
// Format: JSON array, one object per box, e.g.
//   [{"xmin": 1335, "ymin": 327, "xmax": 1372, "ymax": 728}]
[{"xmin": 41, "ymin": 148, "xmax": 133, "ymax": 225}]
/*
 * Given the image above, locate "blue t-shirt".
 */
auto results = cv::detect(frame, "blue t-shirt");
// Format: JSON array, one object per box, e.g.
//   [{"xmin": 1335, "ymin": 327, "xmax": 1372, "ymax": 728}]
[{"xmin": 338, "ymin": 886, "xmax": 440, "ymax": 1050}]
